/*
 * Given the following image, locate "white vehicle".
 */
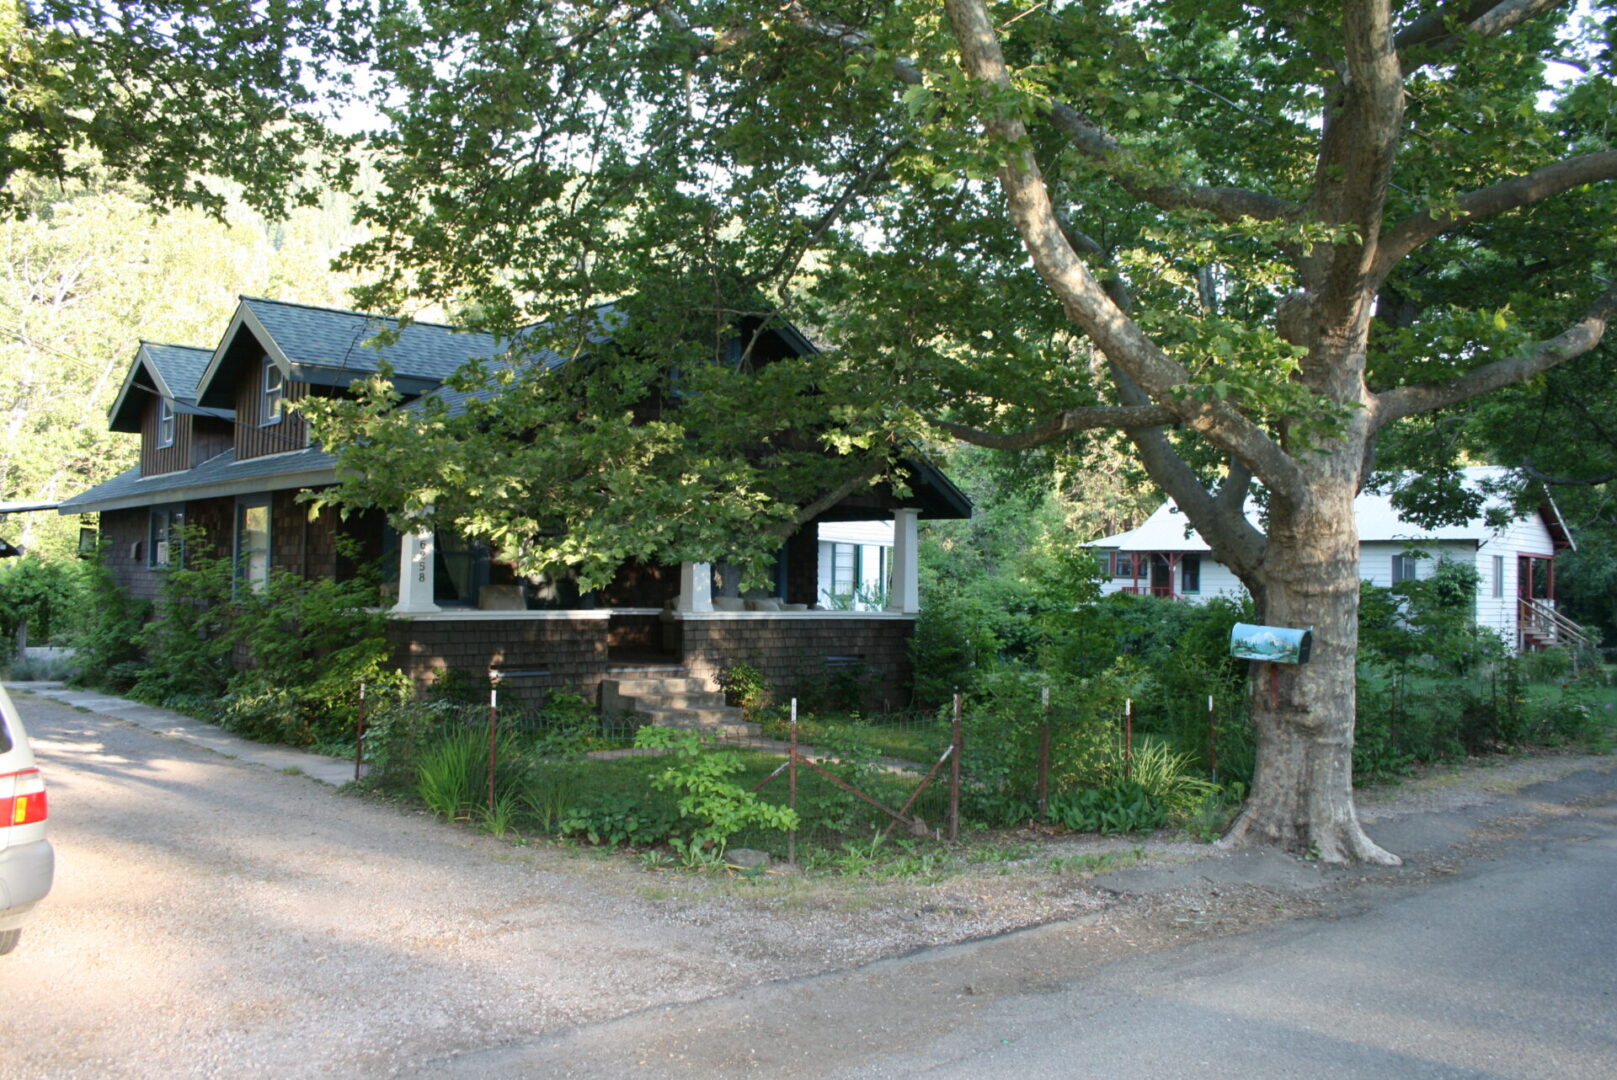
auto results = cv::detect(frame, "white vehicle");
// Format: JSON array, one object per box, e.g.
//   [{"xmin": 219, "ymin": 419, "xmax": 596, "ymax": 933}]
[{"xmin": 0, "ymin": 685, "xmax": 54, "ymax": 954}]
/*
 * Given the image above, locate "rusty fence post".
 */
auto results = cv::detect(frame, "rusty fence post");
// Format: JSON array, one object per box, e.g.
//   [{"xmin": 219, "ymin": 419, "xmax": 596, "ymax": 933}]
[
  {"xmin": 1037, "ymin": 683, "xmax": 1051, "ymax": 821},
  {"xmin": 949, "ymin": 692, "xmax": 962, "ymax": 842},
  {"xmin": 354, "ymin": 681, "xmax": 367, "ymax": 783},
  {"xmin": 788, "ymin": 697, "xmax": 798, "ymax": 866},
  {"xmin": 1124, "ymin": 697, "xmax": 1133, "ymax": 784},
  {"xmin": 487, "ymin": 672, "xmax": 500, "ymax": 817}
]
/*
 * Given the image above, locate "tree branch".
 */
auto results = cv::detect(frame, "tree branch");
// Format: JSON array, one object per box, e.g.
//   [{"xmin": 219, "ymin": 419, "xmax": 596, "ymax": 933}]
[
  {"xmin": 786, "ymin": 4, "xmax": 1294, "ymax": 224},
  {"xmin": 933, "ymin": 404, "xmax": 1177, "ymax": 449},
  {"xmin": 1373, "ymin": 280, "xmax": 1617, "ymax": 429},
  {"xmin": 940, "ymin": 0, "xmax": 1307, "ymax": 502},
  {"xmin": 781, "ymin": 456, "xmax": 889, "ymax": 531},
  {"xmin": 1376, "ymin": 150, "xmax": 1617, "ymax": 274},
  {"xmin": 1397, "ymin": 0, "xmax": 1568, "ymax": 73}
]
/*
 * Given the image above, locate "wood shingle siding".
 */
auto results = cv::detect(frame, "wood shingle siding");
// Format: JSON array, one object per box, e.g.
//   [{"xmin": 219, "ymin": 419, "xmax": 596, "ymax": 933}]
[
  {"xmin": 235, "ymin": 366, "xmax": 309, "ymax": 461},
  {"xmin": 139, "ymin": 398, "xmax": 189, "ymax": 476}
]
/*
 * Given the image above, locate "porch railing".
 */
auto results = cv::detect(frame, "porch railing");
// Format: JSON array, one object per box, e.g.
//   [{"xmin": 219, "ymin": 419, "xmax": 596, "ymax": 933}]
[{"xmin": 1520, "ymin": 597, "xmax": 1593, "ymax": 657}]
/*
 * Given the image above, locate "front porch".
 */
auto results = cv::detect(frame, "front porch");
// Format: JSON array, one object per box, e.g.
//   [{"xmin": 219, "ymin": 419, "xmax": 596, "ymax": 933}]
[{"xmin": 385, "ymin": 509, "xmax": 927, "ymax": 710}]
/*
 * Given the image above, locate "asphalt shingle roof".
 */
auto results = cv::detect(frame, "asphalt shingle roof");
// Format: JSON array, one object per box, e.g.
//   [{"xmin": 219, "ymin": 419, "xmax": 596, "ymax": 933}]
[
  {"xmin": 242, "ymin": 297, "xmax": 503, "ymax": 381},
  {"xmin": 143, "ymin": 343, "xmax": 215, "ymax": 403},
  {"xmin": 57, "ymin": 447, "xmax": 337, "ymax": 515}
]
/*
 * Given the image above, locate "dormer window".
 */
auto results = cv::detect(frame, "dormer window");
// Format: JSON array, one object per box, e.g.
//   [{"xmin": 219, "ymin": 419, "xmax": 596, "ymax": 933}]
[
  {"xmin": 157, "ymin": 397, "xmax": 175, "ymax": 448},
  {"xmin": 261, "ymin": 357, "xmax": 284, "ymax": 426}
]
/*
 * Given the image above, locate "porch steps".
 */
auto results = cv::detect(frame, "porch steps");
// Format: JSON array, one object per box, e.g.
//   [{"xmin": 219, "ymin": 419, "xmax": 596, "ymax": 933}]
[{"xmin": 600, "ymin": 669, "xmax": 760, "ymax": 737}]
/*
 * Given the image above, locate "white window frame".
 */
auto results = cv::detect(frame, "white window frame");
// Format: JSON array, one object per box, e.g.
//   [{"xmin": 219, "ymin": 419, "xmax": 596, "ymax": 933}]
[
  {"xmin": 261, "ymin": 357, "xmax": 284, "ymax": 427},
  {"xmin": 157, "ymin": 397, "xmax": 176, "ymax": 448},
  {"xmin": 1492, "ymin": 554, "xmax": 1505, "ymax": 598},
  {"xmin": 1391, "ymin": 553, "xmax": 1421, "ymax": 584}
]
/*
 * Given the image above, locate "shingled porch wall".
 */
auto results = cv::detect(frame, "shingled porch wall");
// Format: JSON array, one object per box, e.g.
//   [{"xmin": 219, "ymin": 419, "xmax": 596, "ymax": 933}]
[
  {"xmin": 671, "ymin": 615, "xmax": 915, "ymax": 711},
  {"xmin": 387, "ymin": 614, "xmax": 611, "ymax": 705}
]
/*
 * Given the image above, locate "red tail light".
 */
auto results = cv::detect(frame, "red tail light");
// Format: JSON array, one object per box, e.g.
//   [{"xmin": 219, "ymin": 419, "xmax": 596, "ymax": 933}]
[{"xmin": 1, "ymin": 768, "xmax": 47, "ymax": 827}]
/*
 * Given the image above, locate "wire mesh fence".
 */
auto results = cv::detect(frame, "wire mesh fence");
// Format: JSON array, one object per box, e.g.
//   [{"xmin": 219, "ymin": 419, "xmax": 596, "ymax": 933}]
[{"xmin": 358, "ymin": 686, "xmax": 967, "ymax": 862}]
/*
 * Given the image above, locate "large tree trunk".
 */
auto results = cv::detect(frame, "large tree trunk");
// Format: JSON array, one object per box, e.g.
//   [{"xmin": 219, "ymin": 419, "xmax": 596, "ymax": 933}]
[{"xmin": 1220, "ymin": 461, "xmax": 1400, "ymax": 865}]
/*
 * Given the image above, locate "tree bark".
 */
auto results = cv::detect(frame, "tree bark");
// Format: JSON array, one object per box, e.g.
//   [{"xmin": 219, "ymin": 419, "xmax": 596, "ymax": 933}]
[{"xmin": 1217, "ymin": 463, "xmax": 1400, "ymax": 865}]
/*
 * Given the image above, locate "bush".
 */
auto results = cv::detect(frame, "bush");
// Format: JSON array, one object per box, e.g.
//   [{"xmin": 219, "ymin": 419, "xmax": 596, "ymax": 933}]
[
  {"xmin": 717, "ymin": 662, "xmax": 770, "ymax": 717},
  {"xmin": 0, "ymin": 554, "xmax": 83, "ymax": 653},
  {"xmin": 417, "ymin": 727, "xmax": 536, "ymax": 821},
  {"xmin": 362, "ymin": 698, "xmax": 464, "ymax": 793},
  {"xmin": 634, "ymin": 727, "xmax": 798, "ymax": 858}
]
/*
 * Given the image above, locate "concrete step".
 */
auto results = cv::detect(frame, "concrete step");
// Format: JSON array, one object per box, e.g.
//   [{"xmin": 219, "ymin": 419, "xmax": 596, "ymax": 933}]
[
  {"xmin": 630, "ymin": 692, "xmax": 729, "ymax": 710},
  {"xmin": 607, "ymin": 677, "xmax": 712, "ymax": 696}
]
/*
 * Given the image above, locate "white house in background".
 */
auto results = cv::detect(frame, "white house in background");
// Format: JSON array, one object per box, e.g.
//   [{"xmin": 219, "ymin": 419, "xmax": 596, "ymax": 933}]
[
  {"xmin": 817, "ymin": 520, "xmax": 894, "ymax": 611},
  {"xmin": 1088, "ymin": 467, "xmax": 1580, "ymax": 652}
]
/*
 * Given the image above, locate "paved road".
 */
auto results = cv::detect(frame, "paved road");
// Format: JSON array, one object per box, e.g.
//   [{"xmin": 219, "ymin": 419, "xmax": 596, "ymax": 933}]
[{"xmin": 426, "ymin": 774, "xmax": 1617, "ymax": 1080}]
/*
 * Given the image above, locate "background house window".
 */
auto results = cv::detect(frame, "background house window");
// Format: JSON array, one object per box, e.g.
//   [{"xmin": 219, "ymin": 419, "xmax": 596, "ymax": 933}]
[
  {"xmin": 1179, "ymin": 554, "xmax": 1201, "ymax": 593},
  {"xmin": 261, "ymin": 358, "xmax": 284, "ymax": 426},
  {"xmin": 148, "ymin": 507, "xmax": 184, "ymax": 568},
  {"xmin": 1492, "ymin": 554, "xmax": 1504, "ymax": 597},
  {"xmin": 236, "ymin": 497, "xmax": 271, "ymax": 592},
  {"xmin": 157, "ymin": 398, "xmax": 175, "ymax": 448},
  {"xmin": 1391, "ymin": 553, "xmax": 1421, "ymax": 584},
  {"xmin": 1113, "ymin": 552, "xmax": 1140, "ymax": 579}
]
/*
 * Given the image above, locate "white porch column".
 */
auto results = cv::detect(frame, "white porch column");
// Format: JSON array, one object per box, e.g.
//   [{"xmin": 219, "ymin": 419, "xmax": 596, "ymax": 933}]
[
  {"xmin": 677, "ymin": 561, "xmax": 714, "ymax": 613},
  {"xmin": 886, "ymin": 508, "xmax": 920, "ymax": 614},
  {"xmin": 393, "ymin": 527, "xmax": 441, "ymax": 613}
]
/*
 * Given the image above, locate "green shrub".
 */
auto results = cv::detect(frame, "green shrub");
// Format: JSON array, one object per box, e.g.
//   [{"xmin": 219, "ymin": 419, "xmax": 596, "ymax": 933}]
[
  {"xmin": 558, "ymin": 795, "xmax": 679, "ymax": 847},
  {"xmin": 718, "ymin": 661, "xmax": 770, "ymax": 716},
  {"xmin": 634, "ymin": 727, "xmax": 798, "ymax": 858},
  {"xmin": 362, "ymin": 698, "xmax": 464, "ymax": 793},
  {"xmin": 1046, "ymin": 783, "xmax": 1169, "ymax": 834},
  {"xmin": 417, "ymin": 727, "xmax": 535, "ymax": 821}
]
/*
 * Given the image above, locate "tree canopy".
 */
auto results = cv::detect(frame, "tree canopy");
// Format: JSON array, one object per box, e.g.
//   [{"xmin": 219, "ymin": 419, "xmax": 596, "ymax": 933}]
[{"xmin": 9, "ymin": 0, "xmax": 1616, "ymax": 860}]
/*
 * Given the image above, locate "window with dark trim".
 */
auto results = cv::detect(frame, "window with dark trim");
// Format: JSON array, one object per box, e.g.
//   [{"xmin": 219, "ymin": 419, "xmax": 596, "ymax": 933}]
[
  {"xmin": 149, "ymin": 506, "xmax": 184, "ymax": 568},
  {"xmin": 157, "ymin": 397, "xmax": 175, "ymax": 448},
  {"xmin": 1113, "ymin": 552, "xmax": 1140, "ymax": 579},
  {"xmin": 261, "ymin": 358, "xmax": 284, "ymax": 427},
  {"xmin": 1180, "ymin": 553, "xmax": 1201, "ymax": 593}
]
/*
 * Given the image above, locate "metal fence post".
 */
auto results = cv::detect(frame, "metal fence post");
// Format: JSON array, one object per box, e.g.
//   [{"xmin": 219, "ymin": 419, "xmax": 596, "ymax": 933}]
[
  {"xmin": 788, "ymin": 697, "xmax": 798, "ymax": 866},
  {"xmin": 487, "ymin": 672, "xmax": 500, "ymax": 816},
  {"xmin": 1207, "ymin": 693, "xmax": 1217, "ymax": 784},
  {"xmin": 949, "ymin": 692, "xmax": 962, "ymax": 842},
  {"xmin": 1037, "ymin": 683, "xmax": 1051, "ymax": 821},
  {"xmin": 354, "ymin": 681, "xmax": 367, "ymax": 783},
  {"xmin": 1124, "ymin": 697, "xmax": 1133, "ymax": 784}
]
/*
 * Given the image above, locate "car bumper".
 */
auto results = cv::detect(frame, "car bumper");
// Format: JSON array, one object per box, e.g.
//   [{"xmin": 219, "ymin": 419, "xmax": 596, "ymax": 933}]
[{"xmin": 0, "ymin": 838, "xmax": 55, "ymax": 930}]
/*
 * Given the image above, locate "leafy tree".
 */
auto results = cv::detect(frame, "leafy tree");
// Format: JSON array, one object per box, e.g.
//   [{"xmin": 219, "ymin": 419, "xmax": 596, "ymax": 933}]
[
  {"xmin": 25, "ymin": 1, "xmax": 1614, "ymax": 862},
  {"xmin": 0, "ymin": 181, "xmax": 371, "ymax": 557},
  {"xmin": 0, "ymin": 0, "xmax": 369, "ymax": 217}
]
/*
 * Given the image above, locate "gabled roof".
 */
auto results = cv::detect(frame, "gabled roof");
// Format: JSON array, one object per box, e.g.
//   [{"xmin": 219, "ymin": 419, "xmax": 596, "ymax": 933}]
[
  {"xmin": 1090, "ymin": 467, "xmax": 1569, "ymax": 552},
  {"xmin": 195, "ymin": 297, "xmax": 506, "ymax": 408},
  {"xmin": 107, "ymin": 342, "xmax": 219, "ymax": 433}
]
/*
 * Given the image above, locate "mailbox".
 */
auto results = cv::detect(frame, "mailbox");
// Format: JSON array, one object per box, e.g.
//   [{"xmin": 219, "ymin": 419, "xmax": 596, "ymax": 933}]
[{"xmin": 1230, "ymin": 623, "xmax": 1313, "ymax": 664}]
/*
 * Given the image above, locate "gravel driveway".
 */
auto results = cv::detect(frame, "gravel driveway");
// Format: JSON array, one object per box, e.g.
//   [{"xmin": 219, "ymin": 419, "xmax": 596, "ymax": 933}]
[
  {"xmin": 4, "ymin": 685, "xmax": 1611, "ymax": 1078},
  {"xmin": 1, "ymin": 692, "xmax": 787, "ymax": 1078}
]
